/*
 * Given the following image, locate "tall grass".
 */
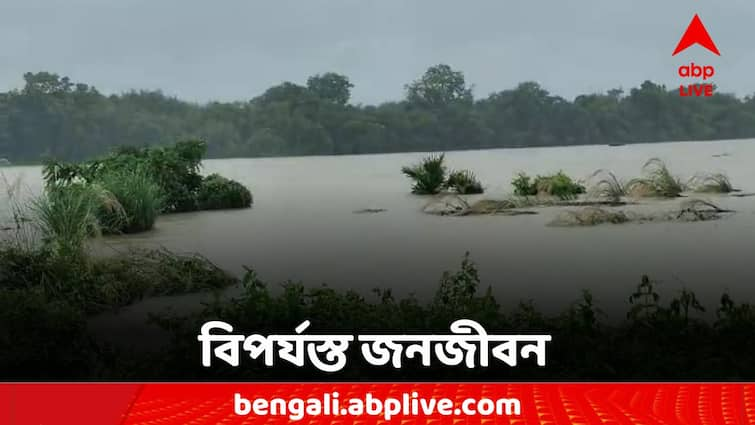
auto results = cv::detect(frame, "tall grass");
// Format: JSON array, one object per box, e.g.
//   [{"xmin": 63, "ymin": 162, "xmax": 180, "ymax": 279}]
[
  {"xmin": 446, "ymin": 170, "xmax": 484, "ymax": 194},
  {"xmin": 97, "ymin": 168, "xmax": 163, "ymax": 233},
  {"xmin": 588, "ymin": 169, "xmax": 627, "ymax": 202},
  {"xmin": 688, "ymin": 173, "xmax": 736, "ymax": 193},
  {"xmin": 30, "ymin": 183, "xmax": 123, "ymax": 258},
  {"xmin": 626, "ymin": 158, "xmax": 684, "ymax": 198},
  {"xmin": 402, "ymin": 153, "xmax": 447, "ymax": 194}
]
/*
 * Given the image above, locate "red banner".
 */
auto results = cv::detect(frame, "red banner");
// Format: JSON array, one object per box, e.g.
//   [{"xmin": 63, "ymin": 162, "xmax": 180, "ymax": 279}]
[{"xmin": 2, "ymin": 383, "xmax": 754, "ymax": 424}]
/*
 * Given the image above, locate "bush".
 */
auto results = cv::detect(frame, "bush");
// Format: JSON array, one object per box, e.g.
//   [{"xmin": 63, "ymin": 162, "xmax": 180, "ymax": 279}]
[
  {"xmin": 97, "ymin": 168, "xmax": 163, "ymax": 233},
  {"xmin": 688, "ymin": 173, "xmax": 736, "ymax": 193},
  {"xmin": 197, "ymin": 174, "xmax": 253, "ymax": 210},
  {"xmin": 446, "ymin": 170, "xmax": 484, "ymax": 194},
  {"xmin": 512, "ymin": 171, "xmax": 585, "ymax": 199},
  {"xmin": 401, "ymin": 154, "xmax": 447, "ymax": 194}
]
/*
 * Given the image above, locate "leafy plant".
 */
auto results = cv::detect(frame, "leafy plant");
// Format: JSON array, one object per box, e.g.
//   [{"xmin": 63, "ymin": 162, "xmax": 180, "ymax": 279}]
[
  {"xmin": 197, "ymin": 174, "xmax": 253, "ymax": 210},
  {"xmin": 401, "ymin": 153, "xmax": 447, "ymax": 194},
  {"xmin": 512, "ymin": 171, "xmax": 585, "ymax": 200},
  {"xmin": 445, "ymin": 170, "xmax": 484, "ymax": 194}
]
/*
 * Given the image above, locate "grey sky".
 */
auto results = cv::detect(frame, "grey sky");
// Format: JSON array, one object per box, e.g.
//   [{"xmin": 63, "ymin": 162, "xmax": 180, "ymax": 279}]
[{"xmin": 1, "ymin": 0, "xmax": 753, "ymax": 104}]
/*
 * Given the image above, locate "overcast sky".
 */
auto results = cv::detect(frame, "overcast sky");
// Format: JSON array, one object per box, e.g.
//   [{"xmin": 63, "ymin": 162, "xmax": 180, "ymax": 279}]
[{"xmin": 0, "ymin": 0, "xmax": 752, "ymax": 104}]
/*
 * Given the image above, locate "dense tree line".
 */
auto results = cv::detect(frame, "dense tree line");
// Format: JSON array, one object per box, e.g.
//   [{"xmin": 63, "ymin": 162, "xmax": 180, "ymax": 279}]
[{"xmin": 1, "ymin": 66, "xmax": 755, "ymax": 162}]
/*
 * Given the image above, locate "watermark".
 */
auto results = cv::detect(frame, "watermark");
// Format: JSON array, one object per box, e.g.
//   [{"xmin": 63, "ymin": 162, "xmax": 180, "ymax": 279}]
[{"xmin": 673, "ymin": 14, "xmax": 720, "ymax": 97}]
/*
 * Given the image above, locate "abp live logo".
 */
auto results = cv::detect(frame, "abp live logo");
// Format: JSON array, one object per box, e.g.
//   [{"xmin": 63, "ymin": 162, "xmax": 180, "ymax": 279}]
[{"xmin": 673, "ymin": 14, "xmax": 720, "ymax": 97}]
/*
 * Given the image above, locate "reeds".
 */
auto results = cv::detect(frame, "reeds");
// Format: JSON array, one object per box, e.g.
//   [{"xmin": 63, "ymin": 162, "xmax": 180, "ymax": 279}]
[
  {"xmin": 688, "ymin": 172, "xmax": 736, "ymax": 194},
  {"xmin": 588, "ymin": 169, "xmax": 627, "ymax": 202},
  {"xmin": 626, "ymin": 158, "xmax": 684, "ymax": 198},
  {"xmin": 97, "ymin": 168, "xmax": 163, "ymax": 233},
  {"xmin": 30, "ymin": 182, "xmax": 124, "ymax": 258}
]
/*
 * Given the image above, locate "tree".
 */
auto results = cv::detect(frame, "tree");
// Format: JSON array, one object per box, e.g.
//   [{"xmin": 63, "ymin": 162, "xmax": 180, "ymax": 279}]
[
  {"xmin": 306, "ymin": 73, "xmax": 353, "ymax": 106},
  {"xmin": 406, "ymin": 64, "xmax": 473, "ymax": 109}
]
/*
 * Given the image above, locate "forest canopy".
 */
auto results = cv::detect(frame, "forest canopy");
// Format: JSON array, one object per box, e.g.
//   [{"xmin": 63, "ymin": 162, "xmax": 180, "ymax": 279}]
[{"xmin": 1, "ymin": 65, "xmax": 755, "ymax": 162}]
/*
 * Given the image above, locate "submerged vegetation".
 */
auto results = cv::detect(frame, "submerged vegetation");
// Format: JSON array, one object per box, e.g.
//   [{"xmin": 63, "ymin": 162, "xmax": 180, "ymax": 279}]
[
  {"xmin": 688, "ymin": 172, "xmax": 737, "ymax": 193},
  {"xmin": 40, "ymin": 140, "xmax": 252, "ymax": 235},
  {"xmin": 550, "ymin": 199, "xmax": 734, "ymax": 227},
  {"xmin": 446, "ymin": 170, "xmax": 484, "ymax": 194},
  {"xmin": 402, "ymin": 154, "xmax": 447, "ymax": 194},
  {"xmin": 625, "ymin": 158, "xmax": 685, "ymax": 198},
  {"xmin": 512, "ymin": 171, "xmax": 586, "ymax": 200},
  {"xmin": 588, "ymin": 169, "xmax": 627, "ymax": 202},
  {"xmin": 402, "ymin": 154, "xmax": 484, "ymax": 195}
]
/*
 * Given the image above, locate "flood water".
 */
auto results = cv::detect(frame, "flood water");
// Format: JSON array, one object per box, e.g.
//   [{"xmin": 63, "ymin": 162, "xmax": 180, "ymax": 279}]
[{"xmin": 2, "ymin": 139, "xmax": 755, "ymax": 335}]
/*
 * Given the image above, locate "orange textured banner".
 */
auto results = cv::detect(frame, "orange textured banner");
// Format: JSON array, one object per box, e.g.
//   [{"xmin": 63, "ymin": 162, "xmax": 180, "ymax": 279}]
[{"xmin": 2, "ymin": 383, "xmax": 755, "ymax": 424}]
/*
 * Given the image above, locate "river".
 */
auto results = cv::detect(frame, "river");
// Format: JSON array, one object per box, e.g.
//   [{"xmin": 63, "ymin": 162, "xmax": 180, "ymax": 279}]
[{"xmin": 2, "ymin": 139, "xmax": 755, "ymax": 340}]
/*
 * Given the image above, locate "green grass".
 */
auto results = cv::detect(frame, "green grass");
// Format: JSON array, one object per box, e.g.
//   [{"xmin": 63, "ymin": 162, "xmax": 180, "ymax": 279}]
[
  {"xmin": 97, "ymin": 168, "xmax": 164, "ymax": 233},
  {"xmin": 30, "ymin": 183, "xmax": 124, "ymax": 258},
  {"xmin": 626, "ymin": 158, "xmax": 684, "ymax": 198},
  {"xmin": 688, "ymin": 173, "xmax": 736, "ymax": 193},
  {"xmin": 402, "ymin": 153, "xmax": 447, "ymax": 194},
  {"xmin": 588, "ymin": 169, "xmax": 627, "ymax": 202},
  {"xmin": 446, "ymin": 169, "xmax": 484, "ymax": 194}
]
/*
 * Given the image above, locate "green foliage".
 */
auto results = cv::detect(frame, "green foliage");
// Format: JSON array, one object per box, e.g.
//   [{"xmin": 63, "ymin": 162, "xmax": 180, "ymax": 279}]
[
  {"xmin": 97, "ymin": 168, "xmax": 163, "ymax": 233},
  {"xmin": 306, "ymin": 73, "xmax": 353, "ymax": 105},
  {"xmin": 30, "ymin": 182, "xmax": 124, "ymax": 258},
  {"xmin": 446, "ymin": 170, "xmax": 484, "ymax": 194},
  {"xmin": 512, "ymin": 172, "xmax": 537, "ymax": 196},
  {"xmin": 512, "ymin": 171, "xmax": 585, "ymax": 200},
  {"xmin": 197, "ymin": 174, "xmax": 253, "ymax": 210},
  {"xmin": 627, "ymin": 158, "xmax": 684, "ymax": 198},
  {"xmin": 406, "ymin": 64, "xmax": 473, "ymax": 109},
  {"xmin": 401, "ymin": 153, "xmax": 447, "ymax": 194}
]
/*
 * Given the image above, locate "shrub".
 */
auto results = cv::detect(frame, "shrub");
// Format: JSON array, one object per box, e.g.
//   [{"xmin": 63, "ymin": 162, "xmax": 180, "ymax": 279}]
[
  {"xmin": 401, "ymin": 154, "xmax": 447, "ymax": 194},
  {"xmin": 626, "ymin": 158, "xmax": 684, "ymax": 198},
  {"xmin": 197, "ymin": 174, "xmax": 253, "ymax": 210},
  {"xmin": 512, "ymin": 172, "xmax": 537, "ymax": 196},
  {"xmin": 512, "ymin": 171, "xmax": 585, "ymax": 199},
  {"xmin": 97, "ymin": 168, "xmax": 163, "ymax": 233},
  {"xmin": 446, "ymin": 170, "xmax": 484, "ymax": 194}
]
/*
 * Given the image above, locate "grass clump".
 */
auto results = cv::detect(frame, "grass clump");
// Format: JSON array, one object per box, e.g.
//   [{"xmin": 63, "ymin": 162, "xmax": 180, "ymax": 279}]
[
  {"xmin": 446, "ymin": 170, "xmax": 484, "ymax": 194},
  {"xmin": 512, "ymin": 171, "xmax": 585, "ymax": 200},
  {"xmin": 197, "ymin": 174, "xmax": 253, "ymax": 210},
  {"xmin": 402, "ymin": 153, "xmax": 447, "ymax": 194},
  {"xmin": 626, "ymin": 158, "xmax": 684, "ymax": 198},
  {"xmin": 688, "ymin": 173, "xmax": 737, "ymax": 194},
  {"xmin": 97, "ymin": 168, "xmax": 163, "ymax": 233},
  {"xmin": 588, "ymin": 169, "xmax": 627, "ymax": 202},
  {"xmin": 30, "ymin": 183, "xmax": 124, "ymax": 258}
]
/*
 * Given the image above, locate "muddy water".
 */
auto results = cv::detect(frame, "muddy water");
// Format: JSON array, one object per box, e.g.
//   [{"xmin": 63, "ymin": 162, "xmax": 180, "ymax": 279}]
[{"xmin": 2, "ymin": 139, "xmax": 755, "ymax": 341}]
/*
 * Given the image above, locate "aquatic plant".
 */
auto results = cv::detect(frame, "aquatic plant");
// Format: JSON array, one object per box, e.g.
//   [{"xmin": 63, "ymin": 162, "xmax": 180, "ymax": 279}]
[
  {"xmin": 401, "ymin": 153, "xmax": 447, "ymax": 194},
  {"xmin": 196, "ymin": 174, "xmax": 253, "ymax": 210},
  {"xmin": 512, "ymin": 171, "xmax": 586, "ymax": 200},
  {"xmin": 550, "ymin": 207, "xmax": 630, "ymax": 226},
  {"xmin": 588, "ymin": 169, "xmax": 627, "ymax": 202},
  {"xmin": 97, "ymin": 168, "xmax": 163, "ymax": 233},
  {"xmin": 626, "ymin": 158, "xmax": 684, "ymax": 198},
  {"xmin": 445, "ymin": 169, "xmax": 484, "ymax": 194},
  {"xmin": 688, "ymin": 172, "xmax": 736, "ymax": 193}
]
